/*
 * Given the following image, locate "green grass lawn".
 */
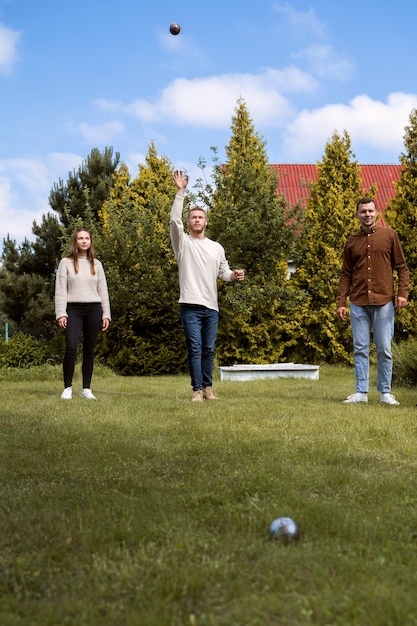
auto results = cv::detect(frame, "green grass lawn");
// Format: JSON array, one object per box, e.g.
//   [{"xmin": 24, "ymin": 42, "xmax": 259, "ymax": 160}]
[{"xmin": 1, "ymin": 364, "xmax": 417, "ymax": 626}]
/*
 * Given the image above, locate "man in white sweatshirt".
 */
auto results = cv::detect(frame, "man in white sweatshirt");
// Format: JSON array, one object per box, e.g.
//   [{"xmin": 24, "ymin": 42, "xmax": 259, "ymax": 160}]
[{"xmin": 171, "ymin": 170, "xmax": 245, "ymax": 402}]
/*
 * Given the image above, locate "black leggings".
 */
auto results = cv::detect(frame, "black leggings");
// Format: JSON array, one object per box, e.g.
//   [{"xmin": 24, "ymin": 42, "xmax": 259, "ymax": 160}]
[{"xmin": 63, "ymin": 303, "xmax": 102, "ymax": 389}]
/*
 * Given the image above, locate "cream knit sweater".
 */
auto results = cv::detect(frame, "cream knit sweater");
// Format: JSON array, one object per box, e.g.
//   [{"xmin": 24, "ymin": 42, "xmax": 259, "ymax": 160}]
[
  {"xmin": 55, "ymin": 256, "xmax": 111, "ymax": 320},
  {"xmin": 170, "ymin": 192, "xmax": 233, "ymax": 312}
]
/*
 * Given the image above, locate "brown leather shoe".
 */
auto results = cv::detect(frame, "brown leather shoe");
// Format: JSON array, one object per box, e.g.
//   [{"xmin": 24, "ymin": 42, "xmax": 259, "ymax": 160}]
[
  {"xmin": 203, "ymin": 386, "xmax": 219, "ymax": 400},
  {"xmin": 191, "ymin": 390, "xmax": 204, "ymax": 402}
]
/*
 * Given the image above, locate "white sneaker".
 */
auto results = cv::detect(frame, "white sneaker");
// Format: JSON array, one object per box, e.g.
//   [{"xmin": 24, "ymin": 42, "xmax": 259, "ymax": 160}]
[
  {"xmin": 81, "ymin": 388, "xmax": 97, "ymax": 400},
  {"xmin": 343, "ymin": 392, "xmax": 368, "ymax": 404},
  {"xmin": 61, "ymin": 387, "xmax": 72, "ymax": 400},
  {"xmin": 380, "ymin": 393, "xmax": 399, "ymax": 405}
]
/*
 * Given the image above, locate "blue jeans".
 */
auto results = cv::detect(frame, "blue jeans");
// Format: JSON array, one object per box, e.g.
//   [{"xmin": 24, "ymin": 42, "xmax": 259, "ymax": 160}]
[
  {"xmin": 350, "ymin": 301, "xmax": 394, "ymax": 393},
  {"xmin": 180, "ymin": 305, "xmax": 219, "ymax": 391}
]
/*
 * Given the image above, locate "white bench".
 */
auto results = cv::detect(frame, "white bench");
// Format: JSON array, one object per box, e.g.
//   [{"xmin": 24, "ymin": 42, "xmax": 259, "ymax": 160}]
[{"xmin": 218, "ymin": 363, "xmax": 319, "ymax": 381}]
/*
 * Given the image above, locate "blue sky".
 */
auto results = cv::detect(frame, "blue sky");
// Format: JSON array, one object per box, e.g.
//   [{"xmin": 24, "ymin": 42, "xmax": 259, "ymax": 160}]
[{"xmin": 2, "ymin": 0, "xmax": 417, "ymax": 244}]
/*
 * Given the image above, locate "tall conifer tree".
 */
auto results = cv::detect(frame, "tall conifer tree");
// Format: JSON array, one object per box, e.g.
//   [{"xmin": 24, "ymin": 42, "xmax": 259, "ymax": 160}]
[
  {"xmin": 385, "ymin": 108, "xmax": 417, "ymax": 338},
  {"xmin": 49, "ymin": 147, "xmax": 120, "ymax": 227},
  {"xmin": 202, "ymin": 98, "xmax": 304, "ymax": 364},
  {"xmin": 98, "ymin": 144, "xmax": 187, "ymax": 375},
  {"xmin": 290, "ymin": 130, "xmax": 363, "ymax": 363}
]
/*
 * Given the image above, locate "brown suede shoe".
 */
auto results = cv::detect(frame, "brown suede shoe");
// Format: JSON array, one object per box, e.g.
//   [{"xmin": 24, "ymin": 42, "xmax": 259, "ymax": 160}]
[
  {"xmin": 203, "ymin": 386, "xmax": 219, "ymax": 400},
  {"xmin": 191, "ymin": 390, "xmax": 204, "ymax": 402}
]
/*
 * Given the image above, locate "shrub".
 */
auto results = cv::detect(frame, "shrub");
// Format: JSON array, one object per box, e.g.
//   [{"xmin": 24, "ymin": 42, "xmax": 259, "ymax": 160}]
[
  {"xmin": 392, "ymin": 337, "xmax": 417, "ymax": 386},
  {"xmin": 0, "ymin": 332, "xmax": 49, "ymax": 368}
]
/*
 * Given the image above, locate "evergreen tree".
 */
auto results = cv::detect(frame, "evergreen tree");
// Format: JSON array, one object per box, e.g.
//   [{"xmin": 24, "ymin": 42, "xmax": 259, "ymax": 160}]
[
  {"xmin": 0, "ymin": 213, "xmax": 61, "ymax": 325},
  {"xmin": 49, "ymin": 147, "xmax": 120, "ymax": 227},
  {"xmin": 0, "ymin": 271, "xmax": 50, "ymax": 325},
  {"xmin": 198, "ymin": 98, "xmax": 304, "ymax": 364},
  {"xmin": 0, "ymin": 148, "xmax": 120, "ymax": 327},
  {"xmin": 384, "ymin": 108, "xmax": 417, "ymax": 338},
  {"xmin": 98, "ymin": 144, "xmax": 187, "ymax": 375},
  {"xmin": 290, "ymin": 130, "xmax": 364, "ymax": 363},
  {"xmin": 31, "ymin": 213, "xmax": 63, "ymax": 276}
]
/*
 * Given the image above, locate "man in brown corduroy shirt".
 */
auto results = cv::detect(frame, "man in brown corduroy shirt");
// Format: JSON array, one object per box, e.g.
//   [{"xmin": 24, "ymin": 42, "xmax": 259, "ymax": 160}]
[{"xmin": 337, "ymin": 197, "xmax": 409, "ymax": 405}]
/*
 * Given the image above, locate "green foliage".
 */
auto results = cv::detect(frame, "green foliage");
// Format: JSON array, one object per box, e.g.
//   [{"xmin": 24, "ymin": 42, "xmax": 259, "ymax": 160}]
[
  {"xmin": 30, "ymin": 213, "xmax": 63, "ymax": 276},
  {"xmin": 385, "ymin": 108, "xmax": 417, "ymax": 337},
  {"xmin": 0, "ymin": 216, "xmax": 61, "ymax": 325},
  {"xmin": 49, "ymin": 146, "xmax": 120, "ymax": 227},
  {"xmin": 97, "ymin": 144, "xmax": 187, "ymax": 375},
  {"xmin": 289, "ymin": 130, "xmax": 363, "ymax": 363},
  {"xmin": 0, "ymin": 271, "xmax": 52, "ymax": 325},
  {"xmin": 0, "ymin": 148, "xmax": 120, "ymax": 327},
  {"xmin": 197, "ymin": 99, "xmax": 305, "ymax": 364},
  {"xmin": 392, "ymin": 337, "xmax": 417, "ymax": 386},
  {"xmin": 0, "ymin": 361, "xmax": 63, "ymax": 381},
  {"xmin": 5, "ymin": 108, "xmax": 417, "ymax": 374},
  {"xmin": 99, "ymin": 312, "xmax": 186, "ymax": 376},
  {"xmin": 0, "ymin": 332, "xmax": 49, "ymax": 368}
]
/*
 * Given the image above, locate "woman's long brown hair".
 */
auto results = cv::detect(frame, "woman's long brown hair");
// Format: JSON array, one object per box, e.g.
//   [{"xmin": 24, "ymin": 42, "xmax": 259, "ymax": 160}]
[{"xmin": 67, "ymin": 228, "xmax": 96, "ymax": 274}]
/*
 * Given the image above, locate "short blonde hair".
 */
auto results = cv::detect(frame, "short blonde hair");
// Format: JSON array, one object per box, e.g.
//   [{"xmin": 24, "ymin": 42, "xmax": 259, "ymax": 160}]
[{"xmin": 187, "ymin": 206, "xmax": 207, "ymax": 217}]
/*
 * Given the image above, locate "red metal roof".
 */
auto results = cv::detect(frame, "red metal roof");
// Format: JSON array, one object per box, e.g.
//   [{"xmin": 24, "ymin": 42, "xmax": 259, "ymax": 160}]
[{"xmin": 271, "ymin": 164, "xmax": 402, "ymax": 225}]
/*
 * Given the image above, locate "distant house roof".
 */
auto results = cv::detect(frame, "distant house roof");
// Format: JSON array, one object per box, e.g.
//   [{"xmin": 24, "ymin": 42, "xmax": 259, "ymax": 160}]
[{"xmin": 271, "ymin": 164, "xmax": 403, "ymax": 226}]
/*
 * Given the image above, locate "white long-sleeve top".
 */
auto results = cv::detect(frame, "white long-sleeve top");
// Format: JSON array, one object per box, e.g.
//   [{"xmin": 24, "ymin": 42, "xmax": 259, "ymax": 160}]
[
  {"xmin": 55, "ymin": 256, "xmax": 111, "ymax": 320},
  {"xmin": 170, "ymin": 192, "xmax": 233, "ymax": 312}
]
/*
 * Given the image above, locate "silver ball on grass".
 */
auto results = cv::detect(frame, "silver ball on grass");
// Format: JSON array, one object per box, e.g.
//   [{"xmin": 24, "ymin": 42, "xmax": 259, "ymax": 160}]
[{"xmin": 269, "ymin": 517, "xmax": 299, "ymax": 543}]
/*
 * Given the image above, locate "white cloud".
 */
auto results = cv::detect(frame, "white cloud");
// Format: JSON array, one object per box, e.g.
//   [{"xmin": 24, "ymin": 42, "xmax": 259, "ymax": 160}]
[
  {"xmin": 0, "ymin": 175, "xmax": 19, "ymax": 238},
  {"xmin": 273, "ymin": 4, "xmax": 353, "ymax": 82},
  {"xmin": 273, "ymin": 2, "xmax": 327, "ymax": 39},
  {"xmin": 0, "ymin": 23, "xmax": 21, "ymax": 74},
  {"xmin": 124, "ymin": 151, "xmax": 146, "ymax": 177},
  {"xmin": 46, "ymin": 152, "xmax": 84, "ymax": 177},
  {"xmin": 156, "ymin": 24, "xmax": 209, "ymax": 73},
  {"xmin": 98, "ymin": 67, "xmax": 317, "ymax": 129},
  {"xmin": 76, "ymin": 120, "xmax": 125, "ymax": 144},
  {"xmin": 0, "ymin": 153, "xmax": 83, "ymax": 244},
  {"xmin": 6, "ymin": 158, "xmax": 56, "ymax": 194},
  {"xmin": 282, "ymin": 92, "xmax": 417, "ymax": 161},
  {"xmin": 0, "ymin": 168, "xmax": 50, "ymax": 243},
  {"xmin": 93, "ymin": 98, "xmax": 123, "ymax": 112},
  {"xmin": 293, "ymin": 43, "xmax": 354, "ymax": 81}
]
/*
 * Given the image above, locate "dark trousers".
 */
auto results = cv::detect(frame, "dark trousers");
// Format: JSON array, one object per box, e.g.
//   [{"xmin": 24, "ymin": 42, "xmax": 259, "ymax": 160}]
[{"xmin": 63, "ymin": 303, "xmax": 102, "ymax": 389}]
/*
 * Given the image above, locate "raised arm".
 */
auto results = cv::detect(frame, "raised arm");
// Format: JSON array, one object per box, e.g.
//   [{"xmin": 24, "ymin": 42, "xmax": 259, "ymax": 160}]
[{"xmin": 173, "ymin": 170, "xmax": 189, "ymax": 194}]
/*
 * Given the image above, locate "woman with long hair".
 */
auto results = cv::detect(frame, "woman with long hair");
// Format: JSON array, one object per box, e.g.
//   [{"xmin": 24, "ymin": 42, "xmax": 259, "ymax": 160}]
[{"xmin": 55, "ymin": 228, "xmax": 111, "ymax": 400}]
